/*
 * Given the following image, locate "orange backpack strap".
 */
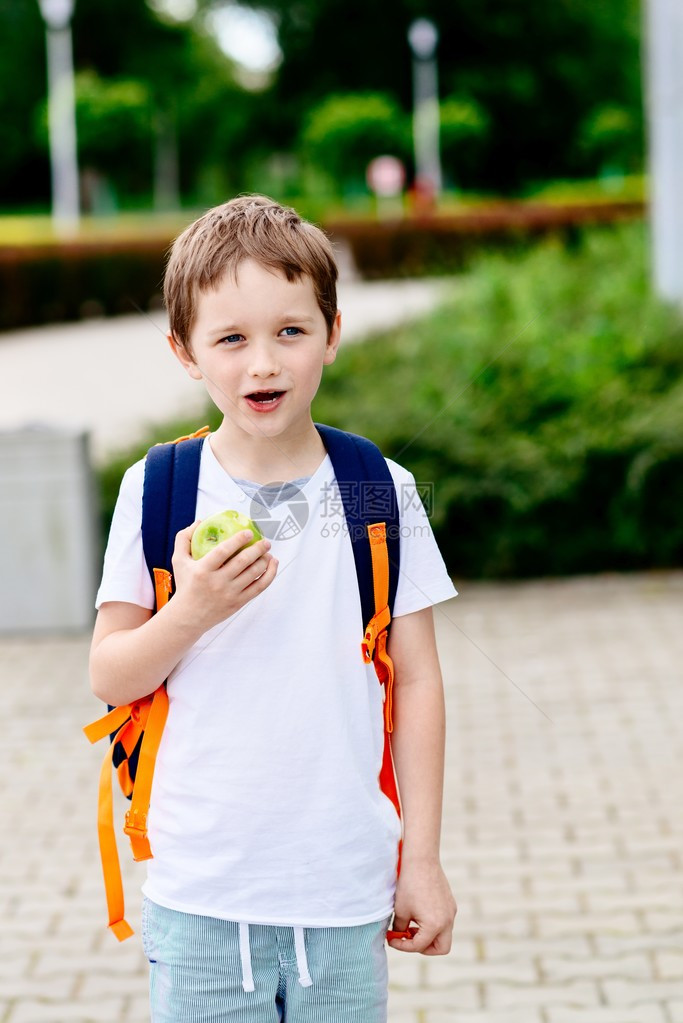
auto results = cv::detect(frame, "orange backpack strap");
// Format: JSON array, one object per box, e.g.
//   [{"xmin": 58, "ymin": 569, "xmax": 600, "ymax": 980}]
[
  {"xmin": 83, "ymin": 527, "xmax": 177, "ymax": 939},
  {"xmin": 156, "ymin": 424, "xmax": 211, "ymax": 447},
  {"xmin": 123, "ymin": 686, "xmax": 169, "ymax": 861},
  {"xmin": 363, "ymin": 522, "xmax": 402, "ymax": 847}
]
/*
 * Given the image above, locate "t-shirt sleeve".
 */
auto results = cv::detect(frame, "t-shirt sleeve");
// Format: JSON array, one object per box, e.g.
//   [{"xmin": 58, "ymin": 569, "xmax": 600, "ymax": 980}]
[
  {"xmin": 95, "ymin": 457, "xmax": 155, "ymax": 611},
  {"xmin": 387, "ymin": 459, "xmax": 458, "ymax": 618}
]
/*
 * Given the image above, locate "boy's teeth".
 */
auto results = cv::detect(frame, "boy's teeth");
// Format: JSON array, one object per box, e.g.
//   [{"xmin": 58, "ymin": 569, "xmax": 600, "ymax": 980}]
[{"xmin": 249, "ymin": 391, "xmax": 282, "ymax": 403}]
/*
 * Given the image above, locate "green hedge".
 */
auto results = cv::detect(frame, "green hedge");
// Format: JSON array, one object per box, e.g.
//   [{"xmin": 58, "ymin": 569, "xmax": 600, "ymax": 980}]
[
  {"xmin": 0, "ymin": 239, "xmax": 168, "ymax": 330},
  {"xmin": 96, "ymin": 222, "xmax": 683, "ymax": 579},
  {"xmin": 0, "ymin": 200, "xmax": 643, "ymax": 331},
  {"xmin": 326, "ymin": 200, "xmax": 644, "ymax": 278}
]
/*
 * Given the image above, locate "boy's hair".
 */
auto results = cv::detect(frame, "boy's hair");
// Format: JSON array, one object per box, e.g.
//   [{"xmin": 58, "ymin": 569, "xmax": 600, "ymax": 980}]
[{"xmin": 164, "ymin": 195, "xmax": 338, "ymax": 353}]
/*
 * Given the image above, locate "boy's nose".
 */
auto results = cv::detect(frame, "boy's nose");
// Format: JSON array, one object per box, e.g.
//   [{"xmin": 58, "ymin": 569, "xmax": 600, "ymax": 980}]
[{"xmin": 248, "ymin": 342, "xmax": 280, "ymax": 378}]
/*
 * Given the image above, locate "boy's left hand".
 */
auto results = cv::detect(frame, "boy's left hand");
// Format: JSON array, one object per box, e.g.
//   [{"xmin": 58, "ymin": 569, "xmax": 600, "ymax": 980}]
[{"xmin": 388, "ymin": 859, "xmax": 457, "ymax": 955}]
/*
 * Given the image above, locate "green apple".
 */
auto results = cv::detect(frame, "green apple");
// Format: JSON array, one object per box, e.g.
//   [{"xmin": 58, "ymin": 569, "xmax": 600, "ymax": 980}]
[{"xmin": 191, "ymin": 509, "xmax": 263, "ymax": 560}]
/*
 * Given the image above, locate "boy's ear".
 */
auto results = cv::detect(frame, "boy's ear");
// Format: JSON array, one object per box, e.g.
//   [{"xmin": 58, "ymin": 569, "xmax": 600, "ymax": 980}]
[
  {"xmin": 323, "ymin": 310, "xmax": 342, "ymax": 366},
  {"xmin": 167, "ymin": 332, "xmax": 203, "ymax": 381}
]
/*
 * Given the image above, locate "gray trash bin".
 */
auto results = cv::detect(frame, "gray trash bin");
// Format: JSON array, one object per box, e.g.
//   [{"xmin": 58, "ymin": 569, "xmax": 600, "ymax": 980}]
[{"xmin": 0, "ymin": 425, "xmax": 98, "ymax": 633}]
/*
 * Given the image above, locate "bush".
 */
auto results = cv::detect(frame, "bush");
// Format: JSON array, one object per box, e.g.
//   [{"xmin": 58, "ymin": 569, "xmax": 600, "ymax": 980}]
[
  {"xmin": 300, "ymin": 93, "xmax": 410, "ymax": 193},
  {"xmin": 578, "ymin": 104, "xmax": 644, "ymax": 176},
  {"xmin": 325, "ymin": 199, "xmax": 644, "ymax": 278},
  {"xmin": 35, "ymin": 71, "xmax": 154, "ymax": 200},
  {"xmin": 439, "ymin": 96, "xmax": 490, "ymax": 190},
  {"xmin": 312, "ymin": 222, "xmax": 683, "ymax": 577},
  {"xmin": 0, "ymin": 239, "xmax": 168, "ymax": 329}
]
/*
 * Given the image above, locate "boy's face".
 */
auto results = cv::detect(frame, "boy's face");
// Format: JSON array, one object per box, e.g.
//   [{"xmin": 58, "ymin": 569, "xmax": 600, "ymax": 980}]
[{"xmin": 169, "ymin": 259, "xmax": 341, "ymax": 445}]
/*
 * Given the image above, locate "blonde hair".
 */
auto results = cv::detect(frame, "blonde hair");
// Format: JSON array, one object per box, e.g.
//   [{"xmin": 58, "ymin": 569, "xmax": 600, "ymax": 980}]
[{"xmin": 164, "ymin": 195, "xmax": 338, "ymax": 352}]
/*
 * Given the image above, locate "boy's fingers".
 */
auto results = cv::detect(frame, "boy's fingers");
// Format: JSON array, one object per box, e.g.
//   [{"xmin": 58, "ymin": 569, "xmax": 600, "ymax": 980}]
[
  {"xmin": 387, "ymin": 916, "xmax": 419, "ymax": 949},
  {"xmin": 174, "ymin": 520, "xmax": 202, "ymax": 551},
  {"xmin": 244, "ymin": 555, "xmax": 278, "ymax": 593},
  {"xmin": 204, "ymin": 532, "xmax": 269, "ymax": 568},
  {"xmin": 387, "ymin": 915, "xmax": 411, "ymax": 938},
  {"xmin": 389, "ymin": 934, "xmax": 432, "ymax": 954},
  {"xmin": 387, "ymin": 923, "xmax": 452, "ymax": 955},
  {"xmin": 421, "ymin": 928, "xmax": 453, "ymax": 956}
]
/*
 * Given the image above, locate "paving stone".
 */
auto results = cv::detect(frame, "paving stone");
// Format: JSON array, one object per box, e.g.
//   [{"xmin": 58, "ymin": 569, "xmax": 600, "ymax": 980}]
[
  {"xmin": 654, "ymin": 951, "xmax": 683, "ymax": 979},
  {"xmin": 425, "ymin": 1012, "xmax": 545, "ymax": 1023},
  {"xmin": 485, "ymin": 979, "xmax": 600, "ymax": 1008},
  {"xmin": 602, "ymin": 978, "xmax": 683, "ymax": 1005},
  {"xmin": 535, "ymin": 911, "xmax": 642, "ymax": 939},
  {"xmin": 486, "ymin": 936, "xmax": 593, "ymax": 959},
  {"xmin": 388, "ymin": 984, "xmax": 480, "ymax": 1011},
  {"xmin": 6, "ymin": 999, "xmax": 127, "ymax": 1023},
  {"xmin": 546, "ymin": 1008, "xmax": 668, "ymax": 1023},
  {"xmin": 539, "ymin": 953, "xmax": 652, "ymax": 982},
  {"xmin": 423, "ymin": 957, "xmax": 538, "ymax": 986}
]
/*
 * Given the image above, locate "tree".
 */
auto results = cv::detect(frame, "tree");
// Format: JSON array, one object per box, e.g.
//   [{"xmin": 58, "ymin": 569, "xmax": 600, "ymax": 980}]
[
  {"xmin": 202, "ymin": 0, "xmax": 643, "ymax": 191},
  {"xmin": 0, "ymin": 0, "xmax": 49, "ymax": 204},
  {"xmin": 0, "ymin": 0, "xmax": 258, "ymax": 209},
  {"xmin": 301, "ymin": 93, "xmax": 410, "ymax": 192},
  {"xmin": 439, "ymin": 97, "xmax": 490, "ymax": 190}
]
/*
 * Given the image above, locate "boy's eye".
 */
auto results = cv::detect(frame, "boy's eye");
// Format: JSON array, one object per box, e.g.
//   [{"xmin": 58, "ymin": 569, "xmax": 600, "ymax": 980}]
[
  {"xmin": 220, "ymin": 334, "xmax": 244, "ymax": 345},
  {"xmin": 281, "ymin": 327, "xmax": 301, "ymax": 337}
]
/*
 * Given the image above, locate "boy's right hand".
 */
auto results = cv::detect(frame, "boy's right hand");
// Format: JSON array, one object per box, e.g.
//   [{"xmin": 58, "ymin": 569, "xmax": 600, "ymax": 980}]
[{"xmin": 170, "ymin": 520, "xmax": 278, "ymax": 632}]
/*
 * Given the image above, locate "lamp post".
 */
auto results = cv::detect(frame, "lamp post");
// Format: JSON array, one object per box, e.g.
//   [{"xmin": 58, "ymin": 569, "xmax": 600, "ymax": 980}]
[
  {"xmin": 645, "ymin": 0, "xmax": 683, "ymax": 302},
  {"xmin": 408, "ymin": 18, "xmax": 442, "ymax": 207},
  {"xmin": 38, "ymin": 0, "xmax": 80, "ymax": 238}
]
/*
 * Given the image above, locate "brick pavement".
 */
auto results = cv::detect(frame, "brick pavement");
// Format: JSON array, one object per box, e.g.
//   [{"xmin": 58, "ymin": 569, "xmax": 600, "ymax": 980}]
[{"xmin": 2, "ymin": 571, "xmax": 682, "ymax": 1022}]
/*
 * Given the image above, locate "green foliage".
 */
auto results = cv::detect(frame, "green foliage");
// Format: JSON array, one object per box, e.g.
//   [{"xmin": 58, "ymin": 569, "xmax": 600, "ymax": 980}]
[
  {"xmin": 0, "ymin": 0, "xmax": 48, "ymax": 201},
  {"xmin": 75, "ymin": 73, "xmax": 152, "ymax": 165},
  {"xmin": 578, "ymin": 104, "xmax": 644, "ymax": 174},
  {"xmin": 312, "ymin": 222, "xmax": 683, "ymax": 576},
  {"xmin": 0, "ymin": 240, "xmax": 169, "ymax": 329},
  {"xmin": 230, "ymin": 0, "xmax": 643, "ymax": 191},
  {"xmin": 301, "ymin": 93, "xmax": 410, "ymax": 192},
  {"xmin": 96, "ymin": 223, "xmax": 683, "ymax": 579},
  {"xmin": 438, "ymin": 96, "xmax": 491, "ymax": 189},
  {"xmin": 1, "ymin": 0, "xmax": 255, "ymax": 209},
  {"xmin": 35, "ymin": 71, "xmax": 153, "ymax": 196},
  {"xmin": 1, "ymin": 0, "xmax": 646, "ymax": 206}
]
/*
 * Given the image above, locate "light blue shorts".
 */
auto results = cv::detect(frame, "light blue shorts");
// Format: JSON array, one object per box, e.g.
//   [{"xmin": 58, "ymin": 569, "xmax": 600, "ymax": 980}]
[{"xmin": 141, "ymin": 897, "xmax": 391, "ymax": 1022}]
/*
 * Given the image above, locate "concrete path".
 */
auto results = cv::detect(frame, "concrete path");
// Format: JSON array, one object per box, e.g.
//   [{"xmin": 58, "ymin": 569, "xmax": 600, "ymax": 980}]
[
  {"xmin": 0, "ymin": 278, "xmax": 451, "ymax": 464},
  {"xmin": 2, "ymin": 571, "xmax": 683, "ymax": 1022}
]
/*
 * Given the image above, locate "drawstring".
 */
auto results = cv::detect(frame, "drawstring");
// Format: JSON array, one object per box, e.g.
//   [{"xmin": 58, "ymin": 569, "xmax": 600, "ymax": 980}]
[
  {"xmin": 239, "ymin": 923, "xmax": 255, "ymax": 992},
  {"xmin": 238, "ymin": 923, "xmax": 312, "ymax": 991},
  {"xmin": 293, "ymin": 927, "xmax": 312, "ymax": 987}
]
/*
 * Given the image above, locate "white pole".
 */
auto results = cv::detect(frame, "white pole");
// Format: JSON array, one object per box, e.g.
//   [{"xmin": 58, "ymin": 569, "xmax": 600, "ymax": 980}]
[
  {"xmin": 408, "ymin": 19, "xmax": 442, "ymax": 201},
  {"xmin": 645, "ymin": 0, "xmax": 683, "ymax": 301},
  {"xmin": 39, "ymin": 0, "xmax": 80, "ymax": 238}
]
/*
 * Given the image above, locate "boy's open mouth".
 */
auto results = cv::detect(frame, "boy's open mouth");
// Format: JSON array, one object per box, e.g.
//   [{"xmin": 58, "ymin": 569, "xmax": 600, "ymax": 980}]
[{"xmin": 246, "ymin": 390, "xmax": 285, "ymax": 404}]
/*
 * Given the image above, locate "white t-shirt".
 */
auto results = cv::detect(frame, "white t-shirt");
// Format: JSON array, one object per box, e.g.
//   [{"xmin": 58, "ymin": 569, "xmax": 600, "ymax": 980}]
[{"xmin": 96, "ymin": 436, "xmax": 457, "ymax": 927}]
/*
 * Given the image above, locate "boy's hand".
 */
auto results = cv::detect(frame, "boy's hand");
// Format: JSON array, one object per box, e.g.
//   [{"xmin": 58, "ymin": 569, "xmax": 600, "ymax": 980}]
[
  {"xmin": 170, "ymin": 520, "xmax": 278, "ymax": 631},
  {"xmin": 388, "ymin": 858, "xmax": 456, "ymax": 956}
]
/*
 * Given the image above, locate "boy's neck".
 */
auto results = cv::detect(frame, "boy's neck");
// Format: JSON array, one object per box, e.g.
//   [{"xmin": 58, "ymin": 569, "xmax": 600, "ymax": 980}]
[{"xmin": 209, "ymin": 418, "xmax": 327, "ymax": 484}]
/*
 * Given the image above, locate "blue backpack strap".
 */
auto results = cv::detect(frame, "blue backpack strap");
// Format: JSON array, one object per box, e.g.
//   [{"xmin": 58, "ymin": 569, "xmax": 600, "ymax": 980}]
[
  {"xmin": 112, "ymin": 434, "xmax": 205, "ymax": 779},
  {"xmin": 315, "ymin": 424, "xmax": 400, "ymax": 628},
  {"xmin": 142, "ymin": 435, "xmax": 205, "ymax": 603}
]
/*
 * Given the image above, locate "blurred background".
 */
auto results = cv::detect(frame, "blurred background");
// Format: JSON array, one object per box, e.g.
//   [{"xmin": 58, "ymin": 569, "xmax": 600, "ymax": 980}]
[
  {"xmin": 1, "ymin": 0, "xmax": 680, "ymax": 599},
  {"xmin": 3, "ymin": 6, "xmax": 683, "ymax": 1022}
]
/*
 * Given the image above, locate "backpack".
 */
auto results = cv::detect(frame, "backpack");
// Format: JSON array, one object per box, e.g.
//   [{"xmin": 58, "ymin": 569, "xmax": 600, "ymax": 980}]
[{"xmin": 84, "ymin": 424, "xmax": 402, "ymax": 941}]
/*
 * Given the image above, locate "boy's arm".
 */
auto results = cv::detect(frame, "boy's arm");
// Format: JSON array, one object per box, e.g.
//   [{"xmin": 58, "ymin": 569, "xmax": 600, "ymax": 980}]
[
  {"xmin": 90, "ymin": 522, "xmax": 276, "ymax": 706},
  {"xmin": 386, "ymin": 605, "xmax": 457, "ymax": 955}
]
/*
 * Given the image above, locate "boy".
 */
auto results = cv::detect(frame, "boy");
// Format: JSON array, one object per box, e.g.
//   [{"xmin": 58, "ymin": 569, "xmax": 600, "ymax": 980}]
[{"xmin": 90, "ymin": 195, "xmax": 457, "ymax": 1022}]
